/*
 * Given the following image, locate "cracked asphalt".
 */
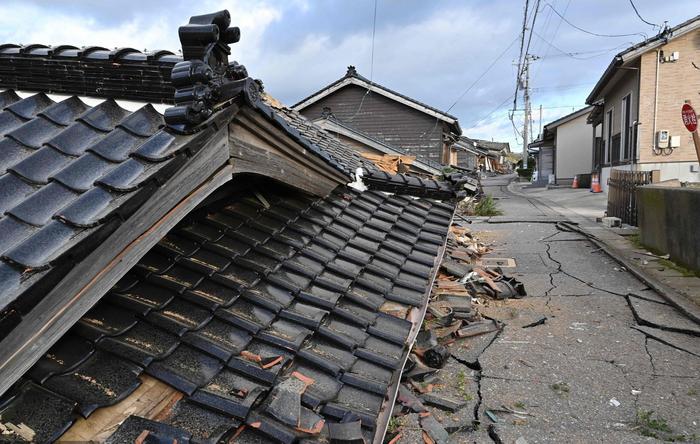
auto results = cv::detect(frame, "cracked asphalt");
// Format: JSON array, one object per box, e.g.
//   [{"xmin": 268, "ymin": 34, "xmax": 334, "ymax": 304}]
[{"xmin": 450, "ymin": 176, "xmax": 700, "ymax": 444}]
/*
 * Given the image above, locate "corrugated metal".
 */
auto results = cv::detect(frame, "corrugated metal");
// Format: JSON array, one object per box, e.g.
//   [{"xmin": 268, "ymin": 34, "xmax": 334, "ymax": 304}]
[{"xmin": 300, "ymin": 85, "xmax": 444, "ymax": 163}]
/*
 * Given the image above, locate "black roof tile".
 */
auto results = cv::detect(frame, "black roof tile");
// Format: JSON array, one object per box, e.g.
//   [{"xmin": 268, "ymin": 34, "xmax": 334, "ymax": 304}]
[
  {"xmin": 190, "ymin": 368, "xmax": 267, "ymax": 419},
  {"xmin": 0, "ymin": 381, "xmax": 76, "ymax": 443},
  {"xmin": 146, "ymin": 344, "xmax": 223, "ymax": 395},
  {"xmin": 5, "ymin": 93, "xmax": 53, "ymax": 120},
  {"xmin": 0, "ymin": 138, "xmax": 34, "ymax": 175},
  {"xmin": 0, "ymin": 90, "xmax": 21, "ymax": 107},
  {"xmin": 0, "ymin": 215, "xmax": 35, "ymax": 256},
  {"xmin": 37, "ymin": 96, "xmax": 89, "ymax": 126},
  {"xmin": 163, "ymin": 399, "xmax": 241, "ymax": 442},
  {"xmin": 50, "ymin": 152, "xmax": 116, "ymax": 192},
  {"xmin": 182, "ymin": 318, "xmax": 252, "ymax": 361},
  {"xmin": 182, "ymin": 278, "xmax": 238, "ymax": 310},
  {"xmin": 105, "ymin": 415, "xmax": 191, "ymax": 444},
  {"xmin": 46, "ymin": 121, "xmax": 105, "ymax": 156},
  {"xmin": 42, "ymin": 349, "xmax": 142, "ymax": 417},
  {"xmin": 0, "ymin": 109, "xmax": 27, "ymax": 134},
  {"xmin": 216, "ymin": 298, "xmax": 276, "ymax": 335},
  {"xmin": 117, "ymin": 104, "xmax": 163, "ymax": 137},
  {"xmin": 3, "ymin": 220, "xmax": 87, "ymax": 270},
  {"xmin": 109, "ymin": 280, "xmax": 175, "ymax": 315},
  {"xmin": 28, "ymin": 333, "xmax": 94, "ymax": 384},
  {"xmin": 97, "ymin": 321, "xmax": 179, "ymax": 367},
  {"xmin": 9, "ymin": 145, "xmax": 73, "ymax": 184},
  {"xmin": 145, "ymin": 298, "xmax": 212, "ymax": 336},
  {"xmin": 88, "ymin": 127, "xmax": 147, "ymax": 162},
  {"xmin": 7, "ymin": 182, "xmax": 78, "ymax": 226},
  {"xmin": 74, "ymin": 302, "xmax": 138, "ymax": 341},
  {"xmin": 7, "ymin": 115, "xmax": 63, "ymax": 149},
  {"xmin": 77, "ymin": 100, "xmax": 130, "ymax": 132}
]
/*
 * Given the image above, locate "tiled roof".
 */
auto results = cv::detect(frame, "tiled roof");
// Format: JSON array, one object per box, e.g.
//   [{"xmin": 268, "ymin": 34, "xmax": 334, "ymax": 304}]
[
  {"xmin": 0, "ymin": 182, "xmax": 455, "ymax": 443},
  {"xmin": 259, "ymin": 99, "xmax": 371, "ymax": 178},
  {"xmin": 0, "ymin": 90, "xmax": 212, "ymax": 340},
  {"xmin": 0, "ymin": 44, "xmax": 180, "ymax": 103},
  {"xmin": 293, "ymin": 66, "xmax": 459, "ymax": 125}
]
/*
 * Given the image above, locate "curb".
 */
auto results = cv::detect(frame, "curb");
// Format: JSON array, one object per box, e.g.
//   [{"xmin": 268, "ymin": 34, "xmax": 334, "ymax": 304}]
[{"xmin": 505, "ymin": 180, "xmax": 700, "ymax": 325}]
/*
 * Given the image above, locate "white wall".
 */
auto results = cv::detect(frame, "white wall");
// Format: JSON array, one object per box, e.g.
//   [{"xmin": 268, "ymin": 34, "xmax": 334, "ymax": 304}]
[{"xmin": 555, "ymin": 112, "xmax": 593, "ymax": 181}]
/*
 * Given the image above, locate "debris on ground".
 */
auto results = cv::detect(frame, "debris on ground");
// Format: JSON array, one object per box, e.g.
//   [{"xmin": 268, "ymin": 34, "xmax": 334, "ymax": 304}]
[{"xmin": 387, "ymin": 222, "xmax": 528, "ymax": 442}]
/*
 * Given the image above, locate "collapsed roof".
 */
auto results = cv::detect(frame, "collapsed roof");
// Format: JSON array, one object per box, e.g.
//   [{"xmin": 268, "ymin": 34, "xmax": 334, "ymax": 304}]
[{"xmin": 0, "ymin": 9, "xmax": 476, "ymax": 444}]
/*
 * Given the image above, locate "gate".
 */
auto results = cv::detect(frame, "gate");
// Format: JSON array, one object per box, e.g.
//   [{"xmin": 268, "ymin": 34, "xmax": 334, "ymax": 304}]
[{"xmin": 607, "ymin": 169, "xmax": 655, "ymax": 226}]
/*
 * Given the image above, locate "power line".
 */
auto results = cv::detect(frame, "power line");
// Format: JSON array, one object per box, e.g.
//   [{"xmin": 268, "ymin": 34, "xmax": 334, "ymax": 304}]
[
  {"xmin": 512, "ymin": 0, "xmax": 531, "ymax": 114},
  {"xmin": 445, "ymin": 36, "xmax": 519, "ymax": 113},
  {"xmin": 542, "ymin": 2, "xmax": 647, "ymax": 39},
  {"xmin": 628, "ymin": 0, "xmax": 660, "ymax": 29},
  {"xmin": 522, "ymin": 0, "xmax": 542, "ymax": 69},
  {"xmin": 348, "ymin": 0, "xmax": 379, "ymax": 122},
  {"xmin": 532, "ymin": 30, "xmax": 632, "ymax": 60}
]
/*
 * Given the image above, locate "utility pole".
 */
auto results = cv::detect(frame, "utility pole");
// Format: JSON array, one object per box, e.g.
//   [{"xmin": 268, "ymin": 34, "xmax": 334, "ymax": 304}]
[
  {"xmin": 539, "ymin": 104, "xmax": 543, "ymax": 137},
  {"xmin": 521, "ymin": 55, "xmax": 535, "ymax": 168}
]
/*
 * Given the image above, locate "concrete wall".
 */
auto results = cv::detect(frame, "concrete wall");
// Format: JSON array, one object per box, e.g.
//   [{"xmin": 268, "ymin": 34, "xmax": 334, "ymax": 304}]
[
  {"xmin": 638, "ymin": 185, "xmax": 700, "ymax": 271},
  {"xmin": 555, "ymin": 112, "xmax": 593, "ymax": 181},
  {"xmin": 638, "ymin": 29, "xmax": 700, "ymax": 164}
]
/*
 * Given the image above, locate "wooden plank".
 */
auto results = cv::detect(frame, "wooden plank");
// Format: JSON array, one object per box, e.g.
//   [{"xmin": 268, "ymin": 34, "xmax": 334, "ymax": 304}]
[
  {"xmin": 231, "ymin": 109, "xmax": 349, "ymax": 191},
  {"xmin": 58, "ymin": 376, "xmax": 183, "ymax": 443},
  {"xmin": 229, "ymin": 136, "xmax": 338, "ymax": 196},
  {"xmin": 0, "ymin": 129, "xmax": 232, "ymax": 397}
]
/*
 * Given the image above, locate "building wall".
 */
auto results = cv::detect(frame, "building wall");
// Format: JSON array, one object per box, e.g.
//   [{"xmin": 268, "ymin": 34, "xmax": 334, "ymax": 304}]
[
  {"xmin": 299, "ymin": 85, "xmax": 446, "ymax": 163},
  {"xmin": 638, "ymin": 29, "xmax": 700, "ymax": 167},
  {"xmin": 554, "ymin": 112, "xmax": 593, "ymax": 181},
  {"xmin": 601, "ymin": 65, "xmax": 639, "ymax": 164}
]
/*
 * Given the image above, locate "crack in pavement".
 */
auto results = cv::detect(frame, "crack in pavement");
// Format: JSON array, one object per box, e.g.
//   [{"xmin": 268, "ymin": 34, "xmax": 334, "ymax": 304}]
[{"xmin": 450, "ymin": 326, "xmax": 504, "ymax": 443}]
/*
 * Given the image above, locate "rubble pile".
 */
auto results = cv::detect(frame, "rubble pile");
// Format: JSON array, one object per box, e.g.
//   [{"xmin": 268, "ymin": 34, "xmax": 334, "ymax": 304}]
[{"xmin": 387, "ymin": 224, "xmax": 527, "ymax": 443}]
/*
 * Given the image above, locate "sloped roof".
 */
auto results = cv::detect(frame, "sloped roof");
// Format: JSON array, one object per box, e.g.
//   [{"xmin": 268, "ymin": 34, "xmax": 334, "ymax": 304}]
[
  {"xmin": 0, "ymin": 10, "xmax": 468, "ymax": 443},
  {"xmin": 586, "ymin": 14, "xmax": 700, "ymax": 104},
  {"xmin": 292, "ymin": 66, "xmax": 461, "ymax": 134},
  {"xmin": 1, "ymin": 180, "xmax": 454, "ymax": 443},
  {"xmin": 0, "ymin": 89, "xmax": 221, "ymax": 339}
]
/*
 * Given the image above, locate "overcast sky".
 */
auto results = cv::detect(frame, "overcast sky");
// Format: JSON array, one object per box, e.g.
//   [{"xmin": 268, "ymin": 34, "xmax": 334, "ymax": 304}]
[{"xmin": 0, "ymin": 0, "xmax": 696, "ymax": 152}]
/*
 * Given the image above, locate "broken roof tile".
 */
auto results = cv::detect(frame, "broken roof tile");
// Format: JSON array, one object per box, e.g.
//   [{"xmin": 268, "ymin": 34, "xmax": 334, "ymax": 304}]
[{"xmin": 0, "ymin": 381, "xmax": 76, "ymax": 443}]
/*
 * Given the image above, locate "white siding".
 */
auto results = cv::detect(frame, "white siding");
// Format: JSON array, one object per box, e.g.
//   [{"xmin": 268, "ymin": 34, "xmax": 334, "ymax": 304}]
[{"xmin": 555, "ymin": 112, "xmax": 593, "ymax": 181}]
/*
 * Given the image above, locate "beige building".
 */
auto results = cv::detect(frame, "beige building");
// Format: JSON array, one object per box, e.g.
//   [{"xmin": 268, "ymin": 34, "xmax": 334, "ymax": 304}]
[
  {"xmin": 529, "ymin": 106, "xmax": 594, "ymax": 186},
  {"xmin": 587, "ymin": 15, "xmax": 700, "ymax": 191}
]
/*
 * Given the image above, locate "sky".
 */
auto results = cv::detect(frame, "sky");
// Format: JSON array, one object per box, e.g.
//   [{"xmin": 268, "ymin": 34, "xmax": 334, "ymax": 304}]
[{"xmin": 0, "ymin": 0, "xmax": 696, "ymax": 154}]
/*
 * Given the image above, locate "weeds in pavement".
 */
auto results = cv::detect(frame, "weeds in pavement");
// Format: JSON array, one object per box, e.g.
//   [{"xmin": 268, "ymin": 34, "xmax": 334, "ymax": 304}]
[
  {"xmin": 457, "ymin": 369, "xmax": 474, "ymax": 401},
  {"xmin": 634, "ymin": 409, "xmax": 696, "ymax": 441},
  {"xmin": 514, "ymin": 401, "xmax": 526, "ymax": 410},
  {"xmin": 473, "ymin": 195, "xmax": 503, "ymax": 217},
  {"xmin": 687, "ymin": 388, "xmax": 697, "ymax": 396},
  {"xmin": 550, "ymin": 382, "xmax": 570, "ymax": 397}
]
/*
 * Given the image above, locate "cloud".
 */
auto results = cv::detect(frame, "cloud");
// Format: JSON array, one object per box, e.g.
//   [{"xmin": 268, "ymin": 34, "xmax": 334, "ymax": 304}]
[{"xmin": 0, "ymin": 0, "xmax": 697, "ymax": 151}]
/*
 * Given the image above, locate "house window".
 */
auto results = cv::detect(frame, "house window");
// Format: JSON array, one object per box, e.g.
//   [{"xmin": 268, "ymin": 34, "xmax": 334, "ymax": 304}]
[
  {"xmin": 605, "ymin": 108, "xmax": 613, "ymax": 164},
  {"xmin": 621, "ymin": 94, "xmax": 632, "ymax": 161}
]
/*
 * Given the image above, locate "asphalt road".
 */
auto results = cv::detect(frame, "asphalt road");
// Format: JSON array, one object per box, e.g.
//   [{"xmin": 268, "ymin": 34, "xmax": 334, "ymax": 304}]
[{"xmin": 453, "ymin": 175, "xmax": 700, "ymax": 444}]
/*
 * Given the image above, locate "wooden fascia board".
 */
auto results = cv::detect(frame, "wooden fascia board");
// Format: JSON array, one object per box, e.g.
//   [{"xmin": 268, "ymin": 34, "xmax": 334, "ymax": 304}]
[
  {"xmin": 232, "ymin": 109, "xmax": 349, "ymax": 184},
  {"xmin": 293, "ymin": 77, "xmax": 458, "ymax": 125},
  {"xmin": 0, "ymin": 129, "xmax": 232, "ymax": 397}
]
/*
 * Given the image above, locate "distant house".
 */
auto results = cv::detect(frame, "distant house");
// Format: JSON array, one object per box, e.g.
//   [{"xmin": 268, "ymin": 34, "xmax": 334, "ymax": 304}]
[
  {"xmin": 586, "ymin": 15, "xmax": 700, "ymax": 191},
  {"xmin": 528, "ymin": 106, "xmax": 594, "ymax": 186},
  {"xmin": 456, "ymin": 137, "xmax": 512, "ymax": 172},
  {"xmin": 293, "ymin": 66, "xmax": 462, "ymax": 166}
]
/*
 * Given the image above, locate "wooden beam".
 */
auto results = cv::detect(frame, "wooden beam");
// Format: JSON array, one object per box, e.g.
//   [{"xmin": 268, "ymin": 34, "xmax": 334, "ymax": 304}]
[{"xmin": 0, "ymin": 129, "xmax": 232, "ymax": 397}]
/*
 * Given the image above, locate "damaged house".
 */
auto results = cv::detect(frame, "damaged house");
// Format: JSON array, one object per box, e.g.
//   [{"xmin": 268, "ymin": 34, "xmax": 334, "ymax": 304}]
[{"xmin": 0, "ymin": 10, "xmax": 475, "ymax": 444}]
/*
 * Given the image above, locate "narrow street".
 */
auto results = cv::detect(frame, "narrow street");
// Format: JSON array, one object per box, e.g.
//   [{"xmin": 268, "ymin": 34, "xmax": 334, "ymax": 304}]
[{"xmin": 452, "ymin": 175, "xmax": 700, "ymax": 443}]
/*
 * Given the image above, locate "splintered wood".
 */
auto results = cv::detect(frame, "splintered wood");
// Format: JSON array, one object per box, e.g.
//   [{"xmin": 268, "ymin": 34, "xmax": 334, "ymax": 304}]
[
  {"xmin": 360, "ymin": 153, "xmax": 416, "ymax": 174},
  {"xmin": 58, "ymin": 376, "xmax": 183, "ymax": 443}
]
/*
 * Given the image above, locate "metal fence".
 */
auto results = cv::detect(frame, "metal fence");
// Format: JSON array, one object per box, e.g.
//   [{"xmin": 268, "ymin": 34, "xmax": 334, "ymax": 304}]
[{"xmin": 607, "ymin": 169, "xmax": 654, "ymax": 226}]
